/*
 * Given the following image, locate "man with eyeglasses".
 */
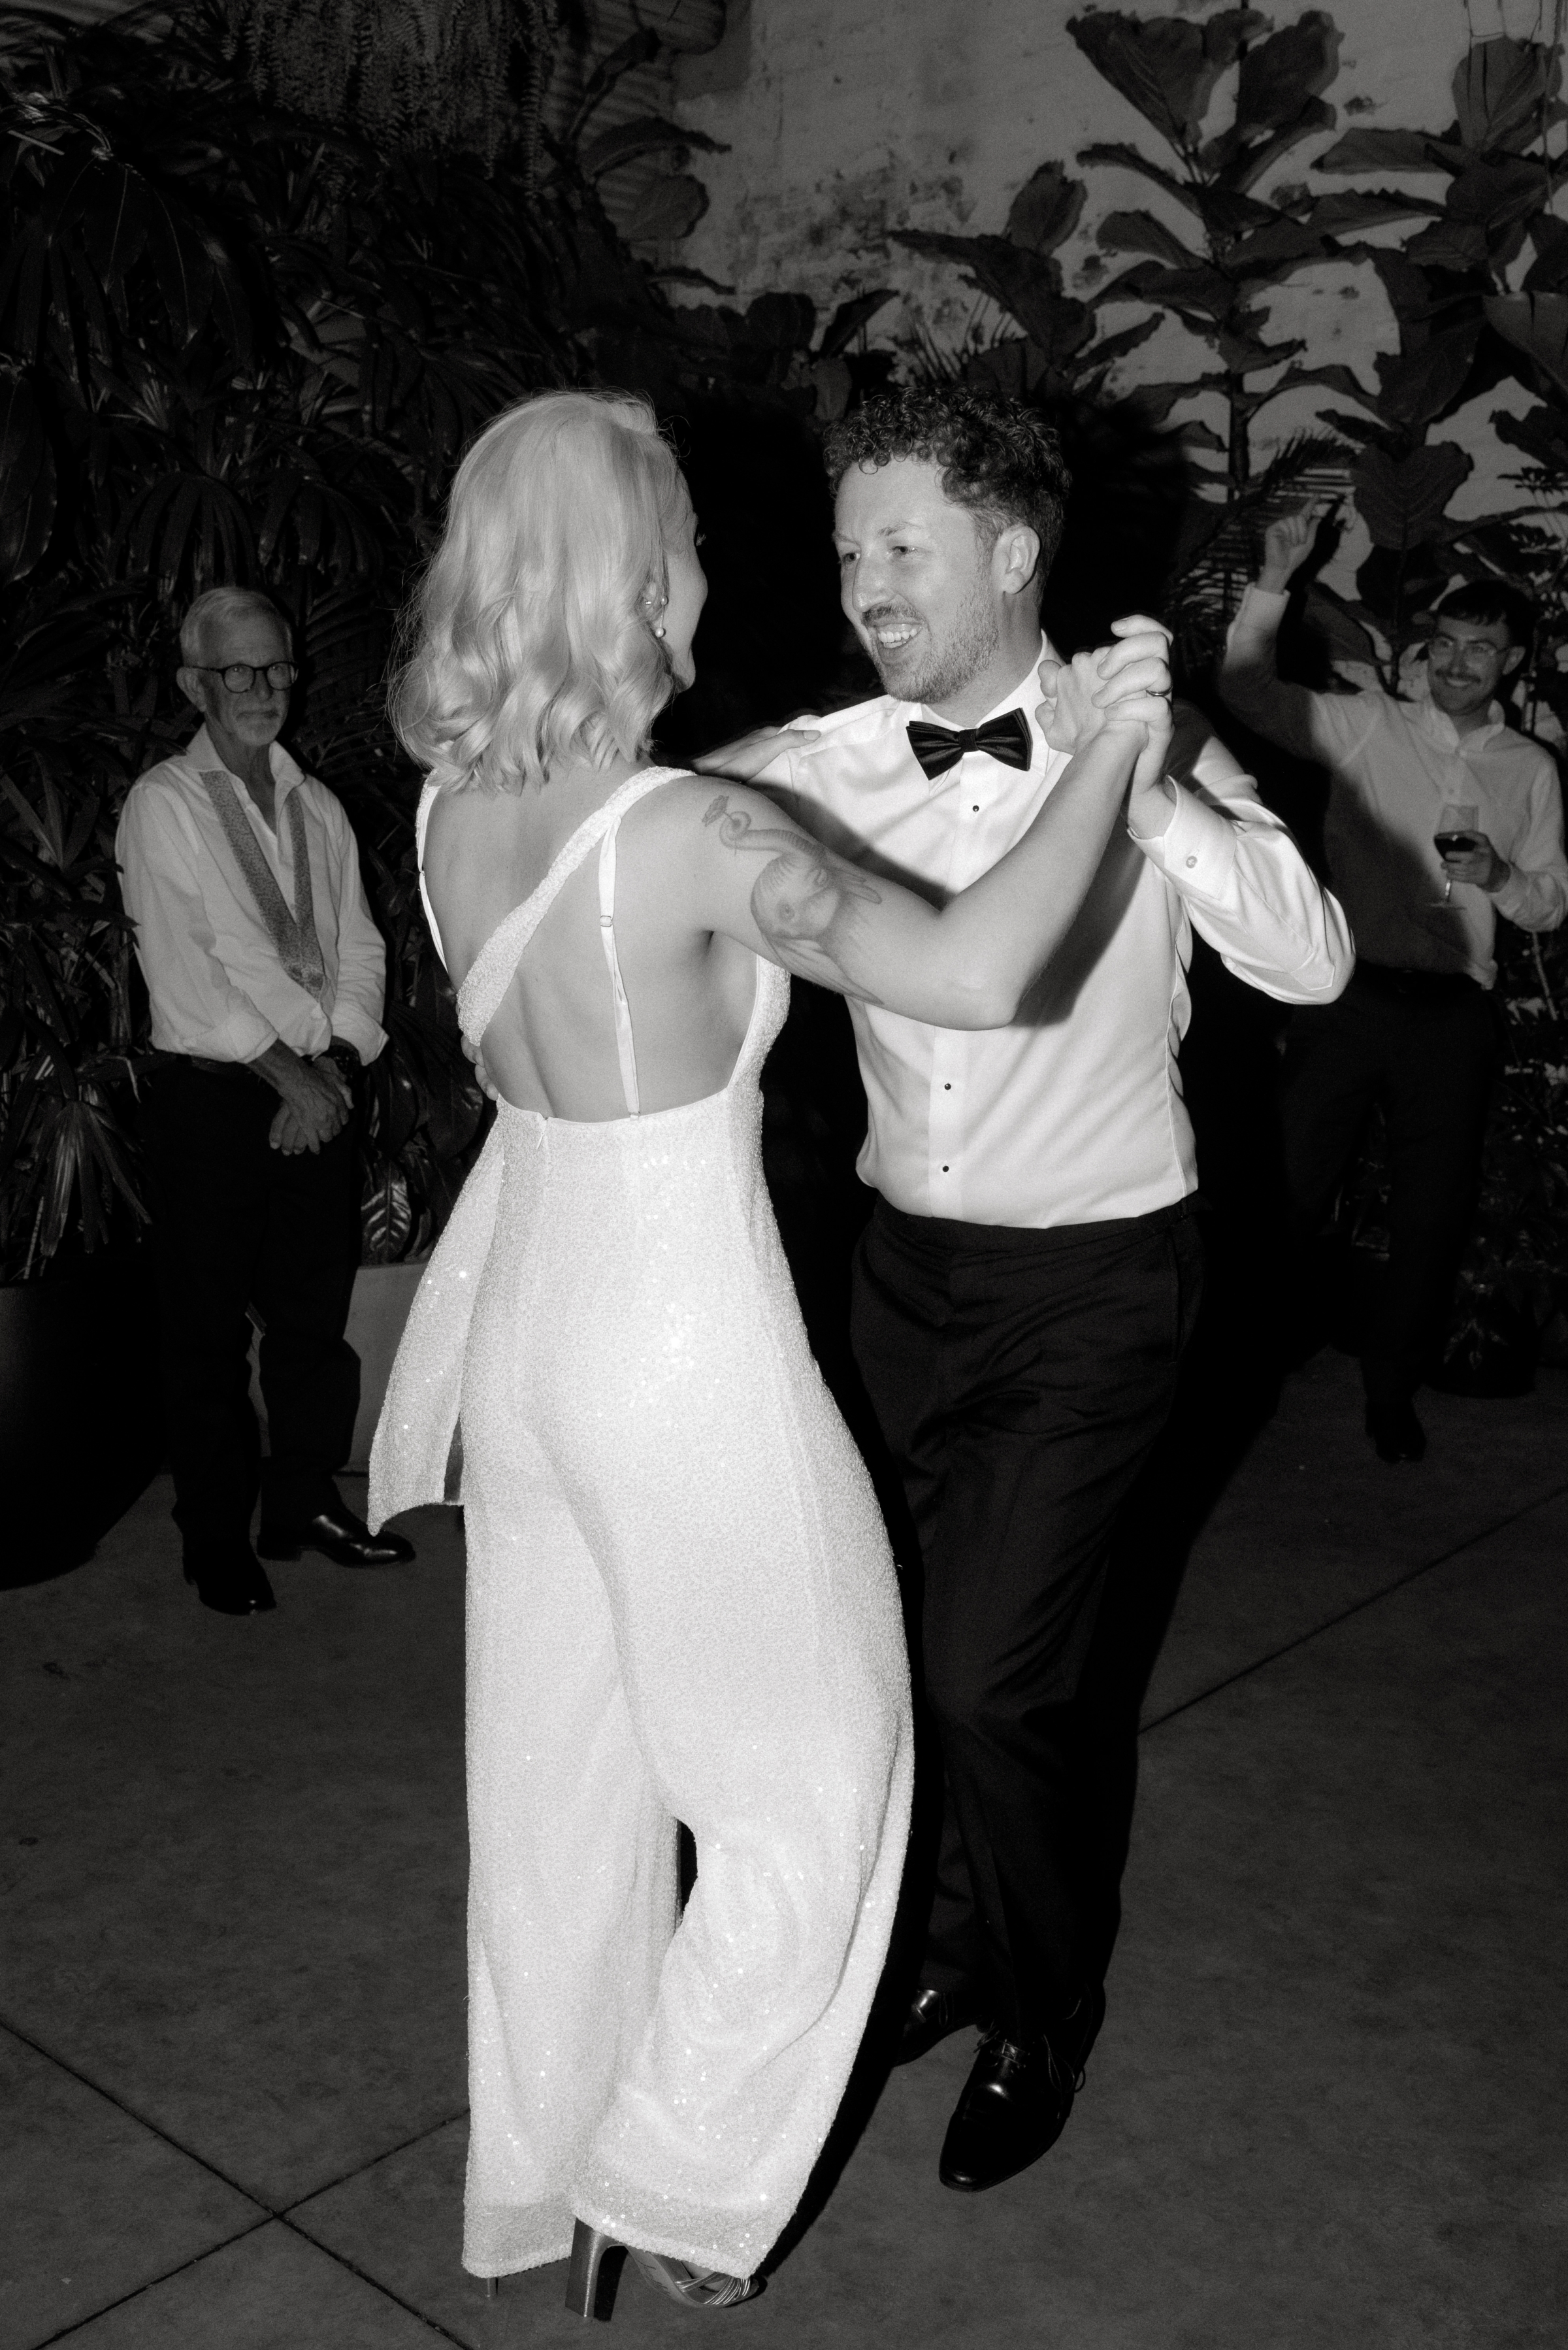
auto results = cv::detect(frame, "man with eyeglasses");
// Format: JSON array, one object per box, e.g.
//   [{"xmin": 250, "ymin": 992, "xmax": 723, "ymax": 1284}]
[
  {"xmin": 1221, "ymin": 509, "xmax": 1568, "ymax": 1462},
  {"xmin": 116, "ymin": 585, "xmax": 414, "ymax": 1615}
]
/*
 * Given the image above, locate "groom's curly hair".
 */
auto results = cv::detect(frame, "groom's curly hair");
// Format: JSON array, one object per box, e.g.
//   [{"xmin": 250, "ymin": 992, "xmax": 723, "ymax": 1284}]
[{"xmin": 823, "ymin": 388, "xmax": 1071, "ymax": 586}]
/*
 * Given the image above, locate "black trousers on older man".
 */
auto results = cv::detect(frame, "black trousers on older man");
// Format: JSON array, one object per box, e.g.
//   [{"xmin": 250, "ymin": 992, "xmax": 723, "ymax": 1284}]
[
  {"xmin": 1279, "ymin": 961, "xmax": 1503, "ymax": 1403},
  {"xmin": 851, "ymin": 1194, "xmax": 1203, "ymax": 2046},
  {"xmin": 141, "ymin": 1061, "xmax": 361, "ymax": 1562}
]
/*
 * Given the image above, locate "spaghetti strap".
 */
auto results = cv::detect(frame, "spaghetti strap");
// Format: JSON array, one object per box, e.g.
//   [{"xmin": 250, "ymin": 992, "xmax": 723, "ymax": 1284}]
[
  {"xmin": 454, "ymin": 767, "xmax": 684, "ymax": 1048},
  {"xmin": 597, "ymin": 819, "xmax": 640, "ymax": 1116}
]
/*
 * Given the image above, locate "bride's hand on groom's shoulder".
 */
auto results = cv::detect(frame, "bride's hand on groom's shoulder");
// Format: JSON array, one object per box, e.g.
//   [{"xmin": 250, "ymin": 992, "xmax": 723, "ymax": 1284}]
[{"xmin": 693, "ymin": 723, "xmax": 822, "ymax": 783}]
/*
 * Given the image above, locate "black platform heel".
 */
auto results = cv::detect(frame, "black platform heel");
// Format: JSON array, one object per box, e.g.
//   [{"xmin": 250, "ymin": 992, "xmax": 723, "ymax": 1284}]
[{"xmin": 564, "ymin": 2219, "xmax": 758, "ymax": 2319}]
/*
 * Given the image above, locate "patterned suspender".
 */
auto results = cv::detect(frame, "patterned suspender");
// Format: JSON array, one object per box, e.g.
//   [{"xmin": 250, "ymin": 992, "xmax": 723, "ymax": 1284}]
[{"xmin": 199, "ymin": 769, "xmax": 329, "ymax": 1003}]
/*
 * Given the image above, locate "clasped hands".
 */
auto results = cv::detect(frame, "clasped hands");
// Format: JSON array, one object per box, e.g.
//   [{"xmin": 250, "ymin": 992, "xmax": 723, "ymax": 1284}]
[
  {"xmin": 1036, "ymin": 616, "xmax": 1175, "ymax": 825},
  {"xmin": 265, "ymin": 1049, "xmax": 353, "ymax": 1154}
]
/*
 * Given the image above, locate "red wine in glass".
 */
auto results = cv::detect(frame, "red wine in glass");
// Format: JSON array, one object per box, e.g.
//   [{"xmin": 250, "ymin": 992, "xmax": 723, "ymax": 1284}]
[{"xmin": 1429, "ymin": 802, "xmax": 1479, "ymax": 903}]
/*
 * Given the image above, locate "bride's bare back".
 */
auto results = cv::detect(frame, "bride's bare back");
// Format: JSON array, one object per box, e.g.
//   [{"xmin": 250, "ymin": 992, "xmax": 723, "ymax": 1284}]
[{"xmin": 423, "ymin": 761, "xmax": 759, "ymax": 1121}]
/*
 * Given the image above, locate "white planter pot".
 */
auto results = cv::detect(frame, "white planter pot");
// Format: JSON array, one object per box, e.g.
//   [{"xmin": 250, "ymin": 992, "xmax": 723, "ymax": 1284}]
[{"xmin": 248, "ymin": 1257, "xmax": 428, "ymax": 1471}]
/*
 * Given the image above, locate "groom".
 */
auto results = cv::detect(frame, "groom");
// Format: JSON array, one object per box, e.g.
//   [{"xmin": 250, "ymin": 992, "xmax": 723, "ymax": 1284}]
[{"xmin": 704, "ymin": 387, "xmax": 1352, "ymax": 2193}]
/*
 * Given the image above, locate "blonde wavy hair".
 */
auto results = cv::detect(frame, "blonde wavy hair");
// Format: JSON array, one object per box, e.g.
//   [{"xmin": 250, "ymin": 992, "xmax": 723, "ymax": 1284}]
[{"xmin": 392, "ymin": 390, "xmax": 688, "ymax": 792}]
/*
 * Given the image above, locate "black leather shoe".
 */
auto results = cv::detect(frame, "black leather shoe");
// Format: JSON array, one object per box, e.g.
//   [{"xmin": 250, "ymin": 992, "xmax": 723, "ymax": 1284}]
[
  {"xmin": 896, "ymin": 1983, "xmax": 986, "ymax": 2066},
  {"xmin": 184, "ymin": 1548, "xmax": 276, "ymax": 1615},
  {"xmin": 1366, "ymin": 1397, "xmax": 1426, "ymax": 1463},
  {"xmin": 938, "ymin": 1985, "xmax": 1106, "ymax": 2193},
  {"xmin": 257, "ymin": 1502, "xmax": 416, "ymax": 1567}
]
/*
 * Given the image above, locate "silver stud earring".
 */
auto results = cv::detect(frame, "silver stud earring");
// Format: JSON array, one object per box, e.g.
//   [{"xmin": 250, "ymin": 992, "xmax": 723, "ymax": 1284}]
[{"xmin": 653, "ymin": 623, "xmax": 667, "ymax": 639}]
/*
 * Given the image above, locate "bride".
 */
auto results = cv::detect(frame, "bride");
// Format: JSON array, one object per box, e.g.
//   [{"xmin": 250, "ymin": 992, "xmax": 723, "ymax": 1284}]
[{"xmin": 370, "ymin": 388, "xmax": 1172, "ymax": 2317}]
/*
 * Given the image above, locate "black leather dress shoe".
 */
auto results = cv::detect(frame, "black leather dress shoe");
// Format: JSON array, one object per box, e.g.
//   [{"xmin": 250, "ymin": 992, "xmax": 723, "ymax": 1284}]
[
  {"xmin": 938, "ymin": 1984, "xmax": 1106, "ymax": 2193},
  {"xmin": 257, "ymin": 1500, "xmax": 416, "ymax": 1567},
  {"xmin": 896, "ymin": 1983, "xmax": 986, "ymax": 2066},
  {"xmin": 1366, "ymin": 1397, "xmax": 1426, "ymax": 1463},
  {"xmin": 184, "ymin": 1548, "xmax": 276, "ymax": 1615}
]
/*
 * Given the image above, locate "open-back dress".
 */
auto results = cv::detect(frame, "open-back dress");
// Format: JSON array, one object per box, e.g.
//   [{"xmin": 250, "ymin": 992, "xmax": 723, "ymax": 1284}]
[{"xmin": 370, "ymin": 767, "xmax": 913, "ymax": 2282}]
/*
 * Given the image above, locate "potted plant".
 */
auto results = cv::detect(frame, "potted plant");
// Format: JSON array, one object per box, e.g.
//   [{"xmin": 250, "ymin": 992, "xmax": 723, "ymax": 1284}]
[{"xmin": 0, "ymin": 604, "xmax": 171, "ymax": 1583}]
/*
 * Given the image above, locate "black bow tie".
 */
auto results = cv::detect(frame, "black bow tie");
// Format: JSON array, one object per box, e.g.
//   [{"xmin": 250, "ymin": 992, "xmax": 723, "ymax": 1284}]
[{"xmin": 905, "ymin": 707, "xmax": 1033, "ymax": 783}]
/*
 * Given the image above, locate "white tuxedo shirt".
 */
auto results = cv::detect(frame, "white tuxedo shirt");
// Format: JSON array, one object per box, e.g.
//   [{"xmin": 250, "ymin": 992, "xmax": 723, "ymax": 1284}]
[
  {"xmin": 117, "ymin": 725, "xmax": 387, "ymax": 1066},
  {"xmin": 760, "ymin": 648, "xmax": 1353, "ymax": 1229}
]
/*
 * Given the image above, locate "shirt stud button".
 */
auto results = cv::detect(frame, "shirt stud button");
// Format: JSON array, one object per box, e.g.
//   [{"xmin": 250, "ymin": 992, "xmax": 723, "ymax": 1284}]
[
  {"xmin": 1185, "ymin": 854, "xmax": 1198, "ymax": 868},
  {"xmin": 941, "ymin": 1164, "xmax": 949, "ymax": 1172}
]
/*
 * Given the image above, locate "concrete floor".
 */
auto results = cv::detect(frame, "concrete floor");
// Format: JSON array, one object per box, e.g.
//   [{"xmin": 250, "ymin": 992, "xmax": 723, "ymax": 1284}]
[{"xmin": 2, "ymin": 1348, "xmax": 1564, "ymax": 2349}]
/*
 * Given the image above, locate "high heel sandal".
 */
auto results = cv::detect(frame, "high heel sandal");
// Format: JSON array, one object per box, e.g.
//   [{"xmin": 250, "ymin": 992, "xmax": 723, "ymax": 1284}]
[{"xmin": 564, "ymin": 2219, "xmax": 759, "ymax": 2319}]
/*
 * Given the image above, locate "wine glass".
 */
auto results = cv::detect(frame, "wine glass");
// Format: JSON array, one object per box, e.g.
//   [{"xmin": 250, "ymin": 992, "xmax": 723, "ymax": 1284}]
[{"xmin": 1430, "ymin": 802, "xmax": 1479, "ymax": 905}]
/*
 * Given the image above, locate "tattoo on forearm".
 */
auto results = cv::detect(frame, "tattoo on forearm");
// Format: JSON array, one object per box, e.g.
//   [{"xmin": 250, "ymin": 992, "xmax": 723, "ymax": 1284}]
[{"xmin": 702, "ymin": 794, "xmax": 886, "ymax": 1004}]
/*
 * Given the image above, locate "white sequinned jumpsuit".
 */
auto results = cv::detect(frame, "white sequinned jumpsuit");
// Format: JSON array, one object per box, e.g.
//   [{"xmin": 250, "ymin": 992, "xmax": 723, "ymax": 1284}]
[{"xmin": 371, "ymin": 768, "xmax": 913, "ymax": 2282}]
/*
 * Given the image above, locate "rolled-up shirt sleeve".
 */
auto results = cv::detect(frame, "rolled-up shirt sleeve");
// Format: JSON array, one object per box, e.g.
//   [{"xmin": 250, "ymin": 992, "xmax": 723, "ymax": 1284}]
[
  {"xmin": 117, "ymin": 783, "xmax": 279, "ymax": 1062},
  {"xmin": 1492, "ymin": 755, "xmax": 1568, "ymax": 934},
  {"xmin": 1130, "ymin": 704, "xmax": 1354, "ymax": 1002},
  {"xmin": 319, "ymin": 791, "xmax": 388, "ymax": 1063}
]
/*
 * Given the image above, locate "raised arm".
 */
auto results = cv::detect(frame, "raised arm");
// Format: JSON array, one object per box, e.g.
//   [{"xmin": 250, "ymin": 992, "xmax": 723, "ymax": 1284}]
[
  {"xmin": 1219, "ymin": 506, "xmax": 1365, "ymax": 766},
  {"xmin": 687, "ymin": 623, "xmax": 1173, "ymax": 1029}
]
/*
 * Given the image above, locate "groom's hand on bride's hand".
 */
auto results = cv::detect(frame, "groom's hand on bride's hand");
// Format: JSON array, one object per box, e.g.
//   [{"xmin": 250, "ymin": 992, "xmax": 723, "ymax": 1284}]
[
  {"xmin": 1038, "ymin": 616, "xmax": 1175, "ymax": 802},
  {"xmin": 693, "ymin": 723, "xmax": 821, "ymax": 783}
]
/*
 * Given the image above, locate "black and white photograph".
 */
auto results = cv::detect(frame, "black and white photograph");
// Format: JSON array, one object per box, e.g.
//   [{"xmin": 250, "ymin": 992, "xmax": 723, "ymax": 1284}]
[{"xmin": 1, "ymin": 1, "xmax": 1563, "ymax": 2343}]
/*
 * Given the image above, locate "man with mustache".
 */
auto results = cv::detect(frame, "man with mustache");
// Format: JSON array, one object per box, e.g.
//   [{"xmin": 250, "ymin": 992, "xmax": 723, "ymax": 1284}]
[
  {"xmin": 703, "ymin": 388, "xmax": 1352, "ymax": 2194},
  {"xmin": 1221, "ymin": 509, "xmax": 1568, "ymax": 1462},
  {"xmin": 118, "ymin": 586, "xmax": 416, "ymax": 1616}
]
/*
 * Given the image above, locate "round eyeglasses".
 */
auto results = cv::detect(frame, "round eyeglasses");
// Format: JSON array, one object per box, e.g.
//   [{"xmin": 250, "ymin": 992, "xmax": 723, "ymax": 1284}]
[{"xmin": 195, "ymin": 661, "xmax": 298, "ymax": 694}]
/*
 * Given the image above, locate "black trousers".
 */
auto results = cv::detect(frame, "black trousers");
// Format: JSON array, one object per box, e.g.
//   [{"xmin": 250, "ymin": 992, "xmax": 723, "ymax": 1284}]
[
  {"xmin": 851, "ymin": 1195, "xmax": 1203, "ymax": 2042},
  {"xmin": 1279, "ymin": 963, "xmax": 1501, "ymax": 1401},
  {"xmin": 141, "ymin": 1062, "xmax": 361, "ymax": 1553}
]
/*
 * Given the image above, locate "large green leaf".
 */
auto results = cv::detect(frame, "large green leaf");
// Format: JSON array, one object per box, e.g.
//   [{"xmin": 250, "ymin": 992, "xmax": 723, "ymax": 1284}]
[
  {"xmin": 577, "ymin": 115, "xmax": 727, "ymax": 181},
  {"xmin": 1316, "ymin": 128, "xmax": 1465, "ymax": 175},
  {"xmin": 1524, "ymin": 216, "xmax": 1568, "ymax": 293},
  {"xmin": 1096, "ymin": 257, "xmax": 1236, "ymax": 324},
  {"xmin": 1096, "ymin": 210, "xmax": 1201, "ymax": 270},
  {"xmin": 1492, "ymin": 401, "xmax": 1568, "ymax": 472},
  {"xmin": 1224, "ymin": 218, "xmax": 1331, "ymax": 279},
  {"xmin": 818, "ymin": 290, "xmax": 895, "ymax": 357},
  {"xmin": 1403, "ymin": 220, "xmax": 1492, "ymax": 273},
  {"xmin": 1374, "ymin": 320, "xmax": 1484, "ymax": 427},
  {"xmin": 1075, "ymin": 142, "xmax": 1206, "ymax": 220},
  {"xmin": 738, "ymin": 291, "xmax": 817, "ymax": 354},
  {"xmin": 117, "ymin": 470, "xmax": 256, "ymax": 591},
  {"xmin": 1004, "ymin": 161, "xmax": 1086, "ymax": 257},
  {"xmin": 1445, "ymin": 158, "xmax": 1551, "ymax": 235},
  {"xmin": 1484, "ymin": 291, "xmax": 1568, "ymax": 397},
  {"xmin": 1235, "ymin": 11, "xmax": 1340, "ymax": 135},
  {"xmin": 623, "ymin": 173, "xmax": 708, "ymax": 246},
  {"xmin": 1068, "ymin": 10, "xmax": 1266, "ymax": 149},
  {"xmin": 1303, "ymin": 190, "xmax": 1446, "ymax": 234},
  {"xmin": 1452, "ymin": 35, "xmax": 1559, "ymax": 156},
  {"xmin": 1352, "ymin": 441, "xmax": 1473, "ymax": 550},
  {"xmin": 894, "ymin": 232, "xmax": 1085, "ymax": 350}
]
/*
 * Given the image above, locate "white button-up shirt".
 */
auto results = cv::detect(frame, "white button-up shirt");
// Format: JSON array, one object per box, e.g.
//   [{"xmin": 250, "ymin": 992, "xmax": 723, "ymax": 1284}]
[
  {"xmin": 762, "ymin": 647, "xmax": 1352, "ymax": 1229},
  {"xmin": 1220, "ymin": 584, "xmax": 1568, "ymax": 987},
  {"xmin": 117, "ymin": 725, "xmax": 387, "ymax": 1065}
]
